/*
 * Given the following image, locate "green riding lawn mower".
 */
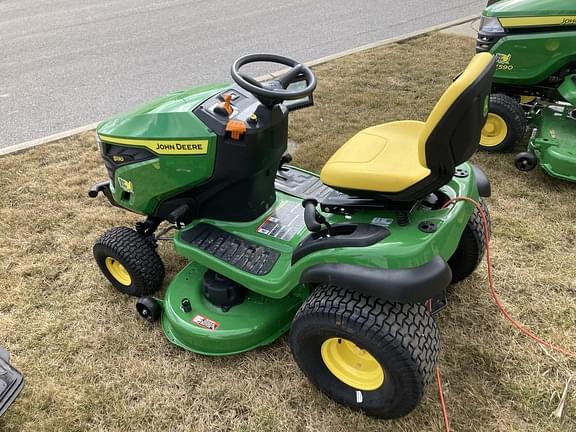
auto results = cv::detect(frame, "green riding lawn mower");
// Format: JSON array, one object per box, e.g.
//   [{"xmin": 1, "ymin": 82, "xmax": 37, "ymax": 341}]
[
  {"xmin": 90, "ymin": 52, "xmax": 496, "ymax": 419},
  {"xmin": 478, "ymin": 0, "xmax": 576, "ymax": 182}
]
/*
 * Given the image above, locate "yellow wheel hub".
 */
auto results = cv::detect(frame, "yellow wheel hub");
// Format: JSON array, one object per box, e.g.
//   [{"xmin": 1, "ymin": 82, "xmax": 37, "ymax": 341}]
[
  {"xmin": 105, "ymin": 257, "xmax": 132, "ymax": 286},
  {"xmin": 481, "ymin": 113, "xmax": 508, "ymax": 147},
  {"xmin": 321, "ymin": 338, "xmax": 384, "ymax": 391}
]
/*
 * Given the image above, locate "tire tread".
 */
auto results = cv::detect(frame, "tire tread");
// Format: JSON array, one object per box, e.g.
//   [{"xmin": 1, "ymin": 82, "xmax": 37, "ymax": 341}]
[
  {"xmin": 93, "ymin": 227, "xmax": 164, "ymax": 296},
  {"xmin": 290, "ymin": 286, "xmax": 439, "ymax": 418}
]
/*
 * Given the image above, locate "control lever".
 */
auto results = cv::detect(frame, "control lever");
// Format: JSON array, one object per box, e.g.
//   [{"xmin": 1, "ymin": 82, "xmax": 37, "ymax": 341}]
[
  {"xmin": 213, "ymin": 94, "xmax": 233, "ymax": 116},
  {"xmin": 166, "ymin": 204, "xmax": 190, "ymax": 229},
  {"xmin": 302, "ymin": 199, "xmax": 331, "ymax": 233},
  {"xmin": 278, "ymin": 152, "xmax": 292, "ymax": 173}
]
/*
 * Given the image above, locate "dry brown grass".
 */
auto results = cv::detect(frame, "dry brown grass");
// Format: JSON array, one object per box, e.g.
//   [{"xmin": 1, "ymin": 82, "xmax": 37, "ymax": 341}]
[{"xmin": 1, "ymin": 33, "xmax": 575, "ymax": 432}]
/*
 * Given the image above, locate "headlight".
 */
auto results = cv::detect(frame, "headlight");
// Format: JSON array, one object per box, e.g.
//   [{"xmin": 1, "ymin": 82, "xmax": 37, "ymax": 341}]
[{"xmin": 479, "ymin": 15, "xmax": 505, "ymax": 33}]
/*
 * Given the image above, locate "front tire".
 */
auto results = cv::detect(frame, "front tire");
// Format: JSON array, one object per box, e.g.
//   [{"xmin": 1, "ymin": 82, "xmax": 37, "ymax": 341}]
[
  {"xmin": 448, "ymin": 199, "xmax": 491, "ymax": 283},
  {"xmin": 480, "ymin": 94, "xmax": 527, "ymax": 152},
  {"xmin": 289, "ymin": 285, "xmax": 439, "ymax": 419},
  {"xmin": 93, "ymin": 227, "xmax": 164, "ymax": 296},
  {"xmin": 136, "ymin": 296, "xmax": 162, "ymax": 322},
  {"xmin": 514, "ymin": 151, "xmax": 537, "ymax": 171}
]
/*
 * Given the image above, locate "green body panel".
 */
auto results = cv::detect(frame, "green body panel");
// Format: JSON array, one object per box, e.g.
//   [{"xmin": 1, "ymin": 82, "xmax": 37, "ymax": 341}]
[
  {"xmin": 559, "ymin": 75, "xmax": 576, "ymax": 105},
  {"xmin": 97, "ymin": 83, "xmax": 232, "ymax": 215},
  {"xmin": 97, "ymin": 83, "xmax": 229, "ymax": 138},
  {"xmin": 489, "ymin": 31, "xmax": 576, "ymax": 85},
  {"xmin": 160, "ymin": 262, "xmax": 307, "ymax": 355},
  {"xmin": 485, "ymin": 0, "xmax": 576, "ymax": 17},
  {"xmin": 483, "ymin": 0, "xmax": 576, "ymax": 86},
  {"xmin": 529, "ymin": 105, "xmax": 576, "ymax": 182},
  {"xmin": 111, "ymin": 149, "xmax": 215, "ymax": 215},
  {"xmin": 171, "ymin": 165, "xmax": 478, "ymax": 300}
]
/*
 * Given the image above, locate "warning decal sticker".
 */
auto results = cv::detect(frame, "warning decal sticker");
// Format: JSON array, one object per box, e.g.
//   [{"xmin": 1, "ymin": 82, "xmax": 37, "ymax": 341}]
[
  {"xmin": 191, "ymin": 314, "xmax": 220, "ymax": 331},
  {"xmin": 256, "ymin": 201, "xmax": 306, "ymax": 241}
]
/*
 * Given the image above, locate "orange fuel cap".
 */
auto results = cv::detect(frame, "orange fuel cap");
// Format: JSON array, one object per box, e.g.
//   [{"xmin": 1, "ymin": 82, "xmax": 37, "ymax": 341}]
[{"xmin": 225, "ymin": 120, "xmax": 247, "ymax": 140}]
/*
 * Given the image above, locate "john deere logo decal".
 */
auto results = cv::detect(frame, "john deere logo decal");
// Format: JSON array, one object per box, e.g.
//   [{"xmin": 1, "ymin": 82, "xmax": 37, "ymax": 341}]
[
  {"xmin": 495, "ymin": 53, "xmax": 513, "ymax": 71},
  {"xmin": 118, "ymin": 177, "xmax": 133, "ymax": 193},
  {"xmin": 98, "ymin": 134, "xmax": 209, "ymax": 155},
  {"xmin": 496, "ymin": 53, "xmax": 511, "ymax": 65},
  {"xmin": 155, "ymin": 142, "xmax": 206, "ymax": 152}
]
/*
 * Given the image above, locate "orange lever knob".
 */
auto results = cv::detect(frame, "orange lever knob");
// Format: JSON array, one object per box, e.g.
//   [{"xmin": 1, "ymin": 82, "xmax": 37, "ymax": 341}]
[{"xmin": 223, "ymin": 94, "xmax": 233, "ymax": 115}]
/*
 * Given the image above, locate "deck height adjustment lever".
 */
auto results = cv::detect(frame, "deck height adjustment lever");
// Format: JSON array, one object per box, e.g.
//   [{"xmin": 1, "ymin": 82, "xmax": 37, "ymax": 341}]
[{"xmin": 302, "ymin": 199, "xmax": 331, "ymax": 233}]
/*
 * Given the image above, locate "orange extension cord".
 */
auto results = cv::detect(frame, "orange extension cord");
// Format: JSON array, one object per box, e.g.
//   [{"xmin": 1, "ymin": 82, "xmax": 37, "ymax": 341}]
[
  {"xmin": 432, "ymin": 197, "xmax": 576, "ymax": 432},
  {"xmin": 427, "ymin": 299, "xmax": 451, "ymax": 432}
]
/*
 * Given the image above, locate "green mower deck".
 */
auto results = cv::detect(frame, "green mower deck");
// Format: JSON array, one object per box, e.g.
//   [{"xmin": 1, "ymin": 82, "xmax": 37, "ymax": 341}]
[
  {"xmin": 530, "ymin": 105, "xmax": 576, "ymax": 182},
  {"xmin": 160, "ymin": 262, "xmax": 306, "ymax": 355}
]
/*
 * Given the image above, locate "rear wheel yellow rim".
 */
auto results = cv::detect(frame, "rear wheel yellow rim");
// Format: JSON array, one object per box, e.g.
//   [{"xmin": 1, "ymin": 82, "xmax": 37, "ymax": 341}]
[
  {"xmin": 321, "ymin": 338, "xmax": 384, "ymax": 391},
  {"xmin": 105, "ymin": 257, "xmax": 132, "ymax": 286},
  {"xmin": 481, "ymin": 113, "xmax": 508, "ymax": 147}
]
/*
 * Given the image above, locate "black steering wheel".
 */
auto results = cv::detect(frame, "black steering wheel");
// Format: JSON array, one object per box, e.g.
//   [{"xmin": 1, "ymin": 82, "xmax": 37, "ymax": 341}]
[{"xmin": 231, "ymin": 54, "xmax": 316, "ymax": 105}]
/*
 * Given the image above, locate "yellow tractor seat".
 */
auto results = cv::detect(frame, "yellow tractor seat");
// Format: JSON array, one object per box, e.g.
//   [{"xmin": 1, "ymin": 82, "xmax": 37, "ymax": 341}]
[
  {"xmin": 320, "ymin": 52, "xmax": 496, "ymax": 202},
  {"xmin": 320, "ymin": 120, "xmax": 430, "ymax": 194}
]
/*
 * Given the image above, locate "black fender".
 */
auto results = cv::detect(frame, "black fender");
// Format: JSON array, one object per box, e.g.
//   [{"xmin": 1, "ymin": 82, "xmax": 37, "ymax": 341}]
[{"xmin": 299, "ymin": 256, "xmax": 452, "ymax": 304}]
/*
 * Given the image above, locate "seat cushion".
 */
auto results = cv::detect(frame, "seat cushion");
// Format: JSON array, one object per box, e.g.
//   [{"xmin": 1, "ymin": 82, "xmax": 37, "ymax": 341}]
[{"xmin": 320, "ymin": 121, "xmax": 431, "ymax": 193}]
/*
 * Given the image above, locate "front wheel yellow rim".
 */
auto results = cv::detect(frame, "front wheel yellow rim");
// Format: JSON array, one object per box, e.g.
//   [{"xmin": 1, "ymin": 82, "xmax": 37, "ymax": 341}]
[
  {"xmin": 105, "ymin": 257, "xmax": 132, "ymax": 286},
  {"xmin": 481, "ymin": 113, "xmax": 508, "ymax": 147},
  {"xmin": 321, "ymin": 338, "xmax": 384, "ymax": 391}
]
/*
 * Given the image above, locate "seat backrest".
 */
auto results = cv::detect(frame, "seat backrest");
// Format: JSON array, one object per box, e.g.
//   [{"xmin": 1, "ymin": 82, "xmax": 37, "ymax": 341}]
[{"xmin": 418, "ymin": 53, "xmax": 496, "ymax": 175}]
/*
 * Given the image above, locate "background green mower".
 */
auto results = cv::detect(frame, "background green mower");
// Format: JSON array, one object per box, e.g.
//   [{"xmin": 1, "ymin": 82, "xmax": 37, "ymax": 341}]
[
  {"xmin": 90, "ymin": 53, "xmax": 495, "ymax": 419},
  {"xmin": 477, "ymin": 0, "xmax": 576, "ymax": 182}
]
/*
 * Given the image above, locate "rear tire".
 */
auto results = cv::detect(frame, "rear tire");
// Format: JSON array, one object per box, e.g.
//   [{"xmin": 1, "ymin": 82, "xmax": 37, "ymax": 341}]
[
  {"xmin": 289, "ymin": 285, "xmax": 439, "ymax": 419},
  {"xmin": 448, "ymin": 199, "xmax": 491, "ymax": 283},
  {"xmin": 94, "ymin": 227, "xmax": 164, "ymax": 296},
  {"xmin": 479, "ymin": 94, "xmax": 527, "ymax": 152}
]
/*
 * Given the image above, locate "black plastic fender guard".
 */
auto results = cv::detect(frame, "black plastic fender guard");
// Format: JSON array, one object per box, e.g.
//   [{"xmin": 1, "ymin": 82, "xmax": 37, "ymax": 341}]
[
  {"xmin": 472, "ymin": 165, "xmax": 491, "ymax": 197},
  {"xmin": 299, "ymin": 256, "xmax": 452, "ymax": 304}
]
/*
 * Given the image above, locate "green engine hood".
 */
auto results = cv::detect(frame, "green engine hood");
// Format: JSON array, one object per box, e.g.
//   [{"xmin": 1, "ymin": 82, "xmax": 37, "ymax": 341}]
[
  {"xmin": 486, "ymin": 0, "xmax": 576, "ymax": 17},
  {"xmin": 485, "ymin": 0, "xmax": 576, "ymax": 30},
  {"xmin": 97, "ymin": 83, "xmax": 230, "ymax": 140}
]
